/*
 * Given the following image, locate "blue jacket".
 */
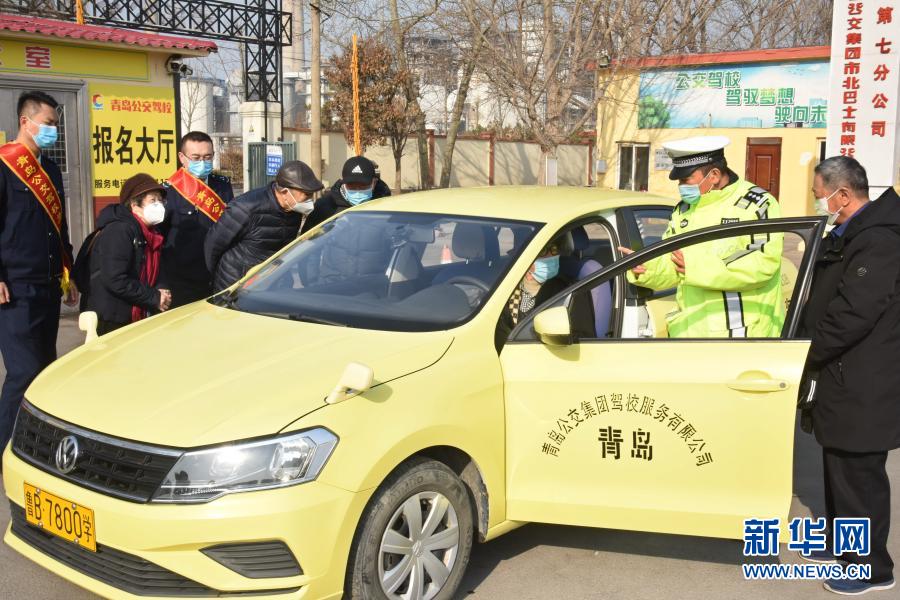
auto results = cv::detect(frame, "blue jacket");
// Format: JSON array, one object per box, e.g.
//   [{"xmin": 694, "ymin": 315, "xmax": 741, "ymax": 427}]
[
  {"xmin": 0, "ymin": 154, "xmax": 73, "ymax": 285},
  {"xmin": 160, "ymin": 173, "xmax": 234, "ymax": 289}
]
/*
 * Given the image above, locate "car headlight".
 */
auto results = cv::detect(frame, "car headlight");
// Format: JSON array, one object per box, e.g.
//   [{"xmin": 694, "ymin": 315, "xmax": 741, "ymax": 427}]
[{"xmin": 151, "ymin": 428, "xmax": 338, "ymax": 503}]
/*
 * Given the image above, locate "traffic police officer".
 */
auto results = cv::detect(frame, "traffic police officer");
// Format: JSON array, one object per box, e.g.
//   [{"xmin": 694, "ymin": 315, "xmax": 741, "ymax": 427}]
[
  {"xmin": 0, "ymin": 91, "xmax": 78, "ymax": 453},
  {"xmin": 161, "ymin": 131, "xmax": 234, "ymax": 307},
  {"xmin": 621, "ymin": 136, "xmax": 784, "ymax": 338}
]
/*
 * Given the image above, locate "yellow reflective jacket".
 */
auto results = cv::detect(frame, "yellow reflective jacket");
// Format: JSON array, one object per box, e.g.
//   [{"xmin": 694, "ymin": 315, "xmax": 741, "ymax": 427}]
[{"xmin": 627, "ymin": 175, "xmax": 784, "ymax": 338}]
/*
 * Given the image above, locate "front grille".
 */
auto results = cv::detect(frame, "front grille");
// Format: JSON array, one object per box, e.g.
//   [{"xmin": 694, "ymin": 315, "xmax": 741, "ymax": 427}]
[
  {"xmin": 9, "ymin": 502, "xmax": 218, "ymax": 596},
  {"xmin": 10, "ymin": 504, "xmax": 301, "ymax": 597},
  {"xmin": 202, "ymin": 542, "xmax": 303, "ymax": 579},
  {"xmin": 11, "ymin": 402, "xmax": 180, "ymax": 502}
]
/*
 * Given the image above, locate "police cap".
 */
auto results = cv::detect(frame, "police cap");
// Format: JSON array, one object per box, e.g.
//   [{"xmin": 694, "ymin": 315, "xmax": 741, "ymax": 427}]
[{"xmin": 663, "ymin": 135, "xmax": 730, "ymax": 180}]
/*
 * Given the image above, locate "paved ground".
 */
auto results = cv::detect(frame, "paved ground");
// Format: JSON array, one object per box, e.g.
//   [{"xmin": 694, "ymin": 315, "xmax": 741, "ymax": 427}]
[{"xmin": 1, "ymin": 315, "xmax": 898, "ymax": 599}]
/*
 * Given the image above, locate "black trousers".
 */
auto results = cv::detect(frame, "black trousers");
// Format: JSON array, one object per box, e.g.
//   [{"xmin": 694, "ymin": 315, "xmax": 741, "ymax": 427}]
[
  {"xmin": 0, "ymin": 282, "xmax": 61, "ymax": 451},
  {"xmin": 823, "ymin": 447, "xmax": 894, "ymax": 583}
]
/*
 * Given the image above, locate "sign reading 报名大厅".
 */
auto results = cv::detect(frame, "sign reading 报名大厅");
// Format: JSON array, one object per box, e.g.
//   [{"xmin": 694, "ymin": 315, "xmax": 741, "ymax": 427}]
[
  {"xmin": 826, "ymin": 0, "xmax": 900, "ymax": 197},
  {"xmin": 89, "ymin": 83, "xmax": 178, "ymax": 201},
  {"xmin": 638, "ymin": 61, "xmax": 830, "ymax": 129}
]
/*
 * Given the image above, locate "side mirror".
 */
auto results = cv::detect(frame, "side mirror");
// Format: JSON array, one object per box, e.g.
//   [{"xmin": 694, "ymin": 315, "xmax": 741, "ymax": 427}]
[
  {"xmin": 78, "ymin": 311, "xmax": 99, "ymax": 344},
  {"xmin": 533, "ymin": 306, "xmax": 573, "ymax": 346},
  {"xmin": 325, "ymin": 362, "xmax": 375, "ymax": 404}
]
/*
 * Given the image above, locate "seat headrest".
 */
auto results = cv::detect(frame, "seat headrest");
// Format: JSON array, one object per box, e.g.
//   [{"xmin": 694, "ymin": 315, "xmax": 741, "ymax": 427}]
[
  {"xmin": 452, "ymin": 223, "xmax": 486, "ymax": 260},
  {"xmin": 570, "ymin": 227, "xmax": 589, "ymax": 252}
]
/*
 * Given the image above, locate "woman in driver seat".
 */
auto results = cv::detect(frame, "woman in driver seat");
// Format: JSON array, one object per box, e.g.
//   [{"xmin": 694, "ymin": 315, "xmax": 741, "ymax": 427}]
[{"xmin": 500, "ymin": 232, "xmax": 575, "ymax": 332}]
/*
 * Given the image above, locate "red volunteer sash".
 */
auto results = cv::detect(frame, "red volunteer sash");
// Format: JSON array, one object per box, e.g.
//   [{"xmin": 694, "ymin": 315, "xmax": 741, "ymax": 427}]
[
  {"xmin": 0, "ymin": 142, "xmax": 71, "ymax": 270},
  {"xmin": 167, "ymin": 168, "xmax": 226, "ymax": 222}
]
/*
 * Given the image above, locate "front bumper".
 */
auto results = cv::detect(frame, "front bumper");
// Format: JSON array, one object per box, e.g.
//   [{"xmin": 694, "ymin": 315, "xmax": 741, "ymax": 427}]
[{"xmin": 3, "ymin": 446, "xmax": 370, "ymax": 599}]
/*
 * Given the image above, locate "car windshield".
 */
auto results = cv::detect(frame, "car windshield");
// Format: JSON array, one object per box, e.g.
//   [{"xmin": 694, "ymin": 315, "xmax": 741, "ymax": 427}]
[{"xmin": 214, "ymin": 211, "xmax": 541, "ymax": 332}]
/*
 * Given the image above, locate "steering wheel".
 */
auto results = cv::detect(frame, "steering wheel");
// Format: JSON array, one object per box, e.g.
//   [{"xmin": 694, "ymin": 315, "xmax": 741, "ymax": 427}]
[
  {"xmin": 443, "ymin": 275, "xmax": 491, "ymax": 294},
  {"xmin": 443, "ymin": 276, "xmax": 491, "ymax": 309}
]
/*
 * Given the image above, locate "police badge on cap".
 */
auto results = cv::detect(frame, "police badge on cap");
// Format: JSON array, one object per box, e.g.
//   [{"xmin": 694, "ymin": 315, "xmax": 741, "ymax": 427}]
[{"xmin": 663, "ymin": 136, "xmax": 730, "ymax": 180}]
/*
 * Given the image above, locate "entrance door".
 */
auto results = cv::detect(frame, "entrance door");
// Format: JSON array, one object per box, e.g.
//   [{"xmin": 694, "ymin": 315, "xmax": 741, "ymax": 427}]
[
  {"xmin": 0, "ymin": 84, "xmax": 89, "ymax": 249},
  {"xmin": 746, "ymin": 139, "xmax": 782, "ymax": 200}
]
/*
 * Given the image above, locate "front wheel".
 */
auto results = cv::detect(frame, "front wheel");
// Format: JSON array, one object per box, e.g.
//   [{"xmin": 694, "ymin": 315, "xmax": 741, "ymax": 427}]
[{"xmin": 346, "ymin": 458, "xmax": 474, "ymax": 600}]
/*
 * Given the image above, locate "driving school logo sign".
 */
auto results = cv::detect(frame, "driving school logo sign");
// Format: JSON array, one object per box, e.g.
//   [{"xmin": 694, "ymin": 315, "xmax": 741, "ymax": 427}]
[{"xmin": 540, "ymin": 393, "xmax": 714, "ymax": 467}]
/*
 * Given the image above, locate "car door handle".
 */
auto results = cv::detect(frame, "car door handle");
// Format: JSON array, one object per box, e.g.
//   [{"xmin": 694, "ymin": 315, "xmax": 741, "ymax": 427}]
[{"xmin": 726, "ymin": 379, "xmax": 790, "ymax": 393}]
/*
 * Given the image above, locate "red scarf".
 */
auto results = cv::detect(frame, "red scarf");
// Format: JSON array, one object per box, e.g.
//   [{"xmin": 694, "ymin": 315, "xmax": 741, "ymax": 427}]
[{"xmin": 131, "ymin": 214, "xmax": 164, "ymax": 323}]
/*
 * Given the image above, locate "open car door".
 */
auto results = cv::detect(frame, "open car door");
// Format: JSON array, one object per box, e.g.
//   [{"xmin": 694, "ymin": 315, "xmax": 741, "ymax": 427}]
[{"xmin": 501, "ymin": 217, "xmax": 826, "ymax": 540}]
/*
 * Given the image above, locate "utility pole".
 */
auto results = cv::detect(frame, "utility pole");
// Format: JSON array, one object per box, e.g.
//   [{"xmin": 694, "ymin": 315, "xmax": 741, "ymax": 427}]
[{"xmin": 310, "ymin": 1, "xmax": 322, "ymax": 179}]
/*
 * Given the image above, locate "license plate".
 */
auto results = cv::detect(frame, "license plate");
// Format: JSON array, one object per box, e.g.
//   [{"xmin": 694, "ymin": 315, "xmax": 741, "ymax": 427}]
[{"xmin": 23, "ymin": 483, "xmax": 97, "ymax": 552}]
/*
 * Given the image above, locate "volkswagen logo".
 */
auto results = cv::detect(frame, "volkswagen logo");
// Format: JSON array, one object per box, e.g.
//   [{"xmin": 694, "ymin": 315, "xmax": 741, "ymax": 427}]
[{"xmin": 54, "ymin": 436, "xmax": 80, "ymax": 474}]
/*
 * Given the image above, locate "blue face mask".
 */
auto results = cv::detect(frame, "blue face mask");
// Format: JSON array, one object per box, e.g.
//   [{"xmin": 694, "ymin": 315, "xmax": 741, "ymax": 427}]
[
  {"xmin": 532, "ymin": 255, "xmax": 560, "ymax": 284},
  {"xmin": 677, "ymin": 171, "xmax": 712, "ymax": 205},
  {"xmin": 188, "ymin": 160, "xmax": 213, "ymax": 179},
  {"xmin": 343, "ymin": 185, "xmax": 374, "ymax": 206},
  {"xmin": 29, "ymin": 119, "xmax": 58, "ymax": 149}
]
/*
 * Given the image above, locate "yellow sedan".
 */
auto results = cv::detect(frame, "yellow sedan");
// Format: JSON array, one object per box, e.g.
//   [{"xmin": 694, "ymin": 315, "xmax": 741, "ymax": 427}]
[{"xmin": 3, "ymin": 186, "xmax": 825, "ymax": 599}]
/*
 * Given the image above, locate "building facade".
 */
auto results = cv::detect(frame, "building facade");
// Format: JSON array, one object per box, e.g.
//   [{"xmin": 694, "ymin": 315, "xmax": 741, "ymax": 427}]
[
  {"xmin": 0, "ymin": 13, "xmax": 215, "ymax": 248},
  {"xmin": 596, "ymin": 46, "xmax": 832, "ymax": 217}
]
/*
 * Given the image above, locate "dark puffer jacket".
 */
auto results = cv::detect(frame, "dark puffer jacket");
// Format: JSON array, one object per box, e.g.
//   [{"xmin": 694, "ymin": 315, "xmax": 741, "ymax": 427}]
[
  {"xmin": 802, "ymin": 187, "xmax": 900, "ymax": 452},
  {"xmin": 300, "ymin": 178, "xmax": 391, "ymax": 234},
  {"xmin": 87, "ymin": 204, "xmax": 161, "ymax": 325},
  {"xmin": 204, "ymin": 183, "xmax": 302, "ymax": 292}
]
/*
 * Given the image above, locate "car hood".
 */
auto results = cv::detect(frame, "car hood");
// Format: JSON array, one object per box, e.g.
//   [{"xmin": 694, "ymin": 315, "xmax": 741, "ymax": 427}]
[{"xmin": 27, "ymin": 302, "xmax": 453, "ymax": 447}]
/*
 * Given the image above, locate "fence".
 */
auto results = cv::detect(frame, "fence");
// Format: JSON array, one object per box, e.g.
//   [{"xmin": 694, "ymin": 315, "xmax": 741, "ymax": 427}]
[{"xmin": 281, "ymin": 129, "xmax": 594, "ymax": 191}]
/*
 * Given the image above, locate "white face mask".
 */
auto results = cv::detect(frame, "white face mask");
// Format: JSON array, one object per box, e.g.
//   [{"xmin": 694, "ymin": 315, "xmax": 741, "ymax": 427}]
[
  {"xmin": 814, "ymin": 189, "xmax": 843, "ymax": 227},
  {"xmin": 141, "ymin": 201, "xmax": 166, "ymax": 226},
  {"xmin": 287, "ymin": 189, "xmax": 314, "ymax": 215}
]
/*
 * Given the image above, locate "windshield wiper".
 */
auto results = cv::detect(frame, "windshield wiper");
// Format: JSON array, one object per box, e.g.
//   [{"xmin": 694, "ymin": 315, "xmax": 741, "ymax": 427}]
[
  {"xmin": 211, "ymin": 288, "xmax": 241, "ymax": 308},
  {"xmin": 257, "ymin": 312, "xmax": 348, "ymax": 327}
]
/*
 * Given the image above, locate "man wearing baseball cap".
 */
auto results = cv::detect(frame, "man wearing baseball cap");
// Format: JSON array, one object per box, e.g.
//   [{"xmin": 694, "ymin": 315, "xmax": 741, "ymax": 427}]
[
  {"xmin": 300, "ymin": 155, "xmax": 391, "ymax": 233},
  {"xmin": 205, "ymin": 160, "xmax": 323, "ymax": 292},
  {"xmin": 619, "ymin": 135, "xmax": 784, "ymax": 338}
]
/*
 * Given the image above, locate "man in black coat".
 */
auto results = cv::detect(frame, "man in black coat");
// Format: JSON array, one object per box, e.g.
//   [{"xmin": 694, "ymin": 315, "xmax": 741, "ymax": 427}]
[
  {"xmin": 205, "ymin": 161, "xmax": 322, "ymax": 293},
  {"xmin": 0, "ymin": 91, "xmax": 77, "ymax": 453},
  {"xmin": 801, "ymin": 156, "xmax": 900, "ymax": 595},
  {"xmin": 300, "ymin": 156, "xmax": 391, "ymax": 234},
  {"xmin": 161, "ymin": 131, "xmax": 234, "ymax": 307}
]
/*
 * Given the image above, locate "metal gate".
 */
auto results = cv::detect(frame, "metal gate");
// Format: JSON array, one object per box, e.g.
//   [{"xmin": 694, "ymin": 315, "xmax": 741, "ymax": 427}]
[{"xmin": 247, "ymin": 142, "xmax": 296, "ymax": 190}]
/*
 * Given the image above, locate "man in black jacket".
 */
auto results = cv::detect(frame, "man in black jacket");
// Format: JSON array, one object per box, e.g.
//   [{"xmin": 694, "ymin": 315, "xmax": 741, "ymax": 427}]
[
  {"xmin": 801, "ymin": 156, "xmax": 900, "ymax": 595},
  {"xmin": 0, "ymin": 91, "xmax": 77, "ymax": 453},
  {"xmin": 300, "ymin": 156, "xmax": 390, "ymax": 234},
  {"xmin": 205, "ymin": 161, "xmax": 322, "ymax": 292},
  {"xmin": 161, "ymin": 131, "xmax": 235, "ymax": 307}
]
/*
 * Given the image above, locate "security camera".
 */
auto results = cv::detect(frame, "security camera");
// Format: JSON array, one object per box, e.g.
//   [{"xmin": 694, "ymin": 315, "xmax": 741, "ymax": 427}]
[{"xmin": 166, "ymin": 57, "xmax": 194, "ymax": 77}]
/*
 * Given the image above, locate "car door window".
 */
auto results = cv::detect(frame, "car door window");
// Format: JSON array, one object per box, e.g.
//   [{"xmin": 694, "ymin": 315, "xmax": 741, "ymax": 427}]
[
  {"xmin": 495, "ymin": 216, "xmax": 617, "ymax": 349},
  {"xmin": 633, "ymin": 209, "xmax": 671, "ymax": 247},
  {"xmin": 510, "ymin": 218, "xmax": 825, "ymax": 342}
]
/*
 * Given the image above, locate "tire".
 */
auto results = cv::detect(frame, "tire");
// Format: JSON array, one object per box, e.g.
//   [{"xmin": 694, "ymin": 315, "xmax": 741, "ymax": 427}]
[{"xmin": 346, "ymin": 457, "xmax": 475, "ymax": 600}]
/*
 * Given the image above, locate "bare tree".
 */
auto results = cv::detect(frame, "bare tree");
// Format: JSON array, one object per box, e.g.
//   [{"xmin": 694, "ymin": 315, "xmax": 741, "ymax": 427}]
[
  {"xmin": 180, "ymin": 78, "xmax": 208, "ymax": 133},
  {"xmin": 388, "ymin": 0, "xmax": 442, "ymax": 190},
  {"xmin": 707, "ymin": 0, "xmax": 832, "ymax": 50},
  {"xmin": 463, "ymin": 0, "xmax": 616, "ymax": 183},
  {"xmin": 325, "ymin": 38, "xmax": 418, "ymax": 192}
]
